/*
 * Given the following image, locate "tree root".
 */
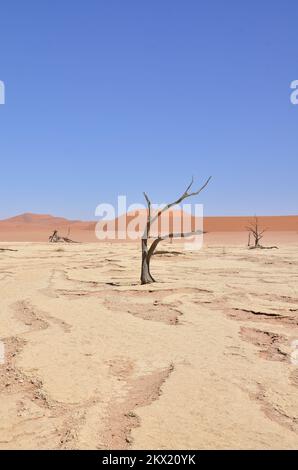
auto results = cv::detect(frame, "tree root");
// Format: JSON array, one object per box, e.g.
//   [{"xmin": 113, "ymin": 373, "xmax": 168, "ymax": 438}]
[
  {"xmin": 249, "ymin": 245, "xmax": 278, "ymax": 250},
  {"xmin": 0, "ymin": 248, "xmax": 18, "ymax": 252}
]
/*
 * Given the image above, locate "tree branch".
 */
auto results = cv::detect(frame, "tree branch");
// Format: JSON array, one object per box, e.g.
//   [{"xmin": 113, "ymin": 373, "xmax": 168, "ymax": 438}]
[
  {"xmin": 143, "ymin": 176, "xmax": 212, "ymax": 237},
  {"xmin": 143, "ymin": 191, "xmax": 151, "ymax": 238},
  {"xmin": 147, "ymin": 230, "xmax": 203, "ymax": 260}
]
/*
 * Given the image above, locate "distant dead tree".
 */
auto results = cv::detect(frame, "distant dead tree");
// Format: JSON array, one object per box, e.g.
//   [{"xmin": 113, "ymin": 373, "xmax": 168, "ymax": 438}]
[
  {"xmin": 246, "ymin": 216, "xmax": 265, "ymax": 248},
  {"xmin": 140, "ymin": 176, "xmax": 212, "ymax": 284},
  {"xmin": 246, "ymin": 216, "xmax": 278, "ymax": 250},
  {"xmin": 48, "ymin": 230, "xmax": 78, "ymax": 243}
]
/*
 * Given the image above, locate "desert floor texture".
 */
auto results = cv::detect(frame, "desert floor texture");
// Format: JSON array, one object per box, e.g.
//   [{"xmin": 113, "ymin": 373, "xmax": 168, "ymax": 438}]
[{"xmin": 0, "ymin": 240, "xmax": 298, "ymax": 449}]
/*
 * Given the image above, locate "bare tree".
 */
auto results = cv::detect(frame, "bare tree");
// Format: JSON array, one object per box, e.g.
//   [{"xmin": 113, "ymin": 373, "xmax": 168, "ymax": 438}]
[
  {"xmin": 140, "ymin": 176, "xmax": 211, "ymax": 284},
  {"xmin": 246, "ymin": 216, "xmax": 265, "ymax": 248},
  {"xmin": 246, "ymin": 216, "xmax": 278, "ymax": 250}
]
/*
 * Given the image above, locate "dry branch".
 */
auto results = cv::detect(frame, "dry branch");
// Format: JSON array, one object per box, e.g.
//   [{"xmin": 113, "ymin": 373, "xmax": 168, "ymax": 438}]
[
  {"xmin": 48, "ymin": 230, "xmax": 78, "ymax": 244},
  {"xmin": 0, "ymin": 248, "xmax": 18, "ymax": 252}
]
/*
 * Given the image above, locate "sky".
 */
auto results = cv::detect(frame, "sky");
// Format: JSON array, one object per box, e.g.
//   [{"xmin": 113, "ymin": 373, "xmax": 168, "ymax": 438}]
[{"xmin": 0, "ymin": 0, "xmax": 297, "ymax": 220}]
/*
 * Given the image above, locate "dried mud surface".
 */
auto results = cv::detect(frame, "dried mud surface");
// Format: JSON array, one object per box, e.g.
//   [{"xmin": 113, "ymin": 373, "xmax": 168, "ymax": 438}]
[{"xmin": 0, "ymin": 241, "xmax": 298, "ymax": 449}]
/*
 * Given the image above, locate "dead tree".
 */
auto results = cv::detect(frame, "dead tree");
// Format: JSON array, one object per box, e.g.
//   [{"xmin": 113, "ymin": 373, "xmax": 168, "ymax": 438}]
[
  {"xmin": 49, "ymin": 230, "xmax": 59, "ymax": 242},
  {"xmin": 246, "ymin": 217, "xmax": 278, "ymax": 250},
  {"xmin": 246, "ymin": 217, "xmax": 265, "ymax": 248},
  {"xmin": 140, "ymin": 176, "xmax": 211, "ymax": 284},
  {"xmin": 48, "ymin": 230, "xmax": 78, "ymax": 243}
]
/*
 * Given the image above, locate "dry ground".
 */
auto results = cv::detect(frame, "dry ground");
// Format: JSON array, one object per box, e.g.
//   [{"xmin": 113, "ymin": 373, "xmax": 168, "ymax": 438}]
[{"xmin": 0, "ymin": 241, "xmax": 297, "ymax": 449}]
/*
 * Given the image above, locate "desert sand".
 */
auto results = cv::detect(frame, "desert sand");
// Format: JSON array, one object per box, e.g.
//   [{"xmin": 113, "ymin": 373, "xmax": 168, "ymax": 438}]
[{"xmin": 0, "ymin": 239, "xmax": 298, "ymax": 449}]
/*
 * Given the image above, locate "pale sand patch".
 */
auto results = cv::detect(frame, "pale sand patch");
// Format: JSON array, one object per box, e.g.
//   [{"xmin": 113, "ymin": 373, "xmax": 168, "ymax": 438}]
[{"xmin": 0, "ymin": 242, "xmax": 297, "ymax": 449}]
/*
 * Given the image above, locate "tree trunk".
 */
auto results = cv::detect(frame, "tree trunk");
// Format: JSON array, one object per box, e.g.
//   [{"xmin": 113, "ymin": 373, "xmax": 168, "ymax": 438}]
[{"xmin": 140, "ymin": 239, "xmax": 155, "ymax": 284}]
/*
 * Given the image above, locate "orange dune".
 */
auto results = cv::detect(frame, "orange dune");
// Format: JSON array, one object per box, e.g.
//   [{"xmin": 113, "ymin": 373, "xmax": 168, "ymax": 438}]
[
  {"xmin": 0, "ymin": 212, "xmax": 297, "ymax": 243},
  {"xmin": 204, "ymin": 215, "xmax": 298, "ymax": 232}
]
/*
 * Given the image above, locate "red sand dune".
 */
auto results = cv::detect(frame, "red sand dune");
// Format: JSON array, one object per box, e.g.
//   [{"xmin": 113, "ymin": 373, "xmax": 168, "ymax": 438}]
[
  {"xmin": 0, "ymin": 212, "xmax": 297, "ymax": 243},
  {"xmin": 82, "ymin": 211, "xmax": 298, "ymax": 233},
  {"xmin": 204, "ymin": 215, "xmax": 298, "ymax": 232}
]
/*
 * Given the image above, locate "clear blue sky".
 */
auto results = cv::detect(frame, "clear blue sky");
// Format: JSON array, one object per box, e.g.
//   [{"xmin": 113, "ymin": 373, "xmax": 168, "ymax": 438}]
[{"xmin": 0, "ymin": 0, "xmax": 297, "ymax": 220}]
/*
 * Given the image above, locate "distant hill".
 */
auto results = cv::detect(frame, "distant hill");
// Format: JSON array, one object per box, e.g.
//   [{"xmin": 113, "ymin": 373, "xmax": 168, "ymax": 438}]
[{"xmin": 0, "ymin": 213, "xmax": 79, "ymax": 226}]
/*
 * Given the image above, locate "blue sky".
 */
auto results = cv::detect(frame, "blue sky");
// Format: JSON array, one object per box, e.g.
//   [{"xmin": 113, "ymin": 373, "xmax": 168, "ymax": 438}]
[{"xmin": 0, "ymin": 0, "xmax": 297, "ymax": 220}]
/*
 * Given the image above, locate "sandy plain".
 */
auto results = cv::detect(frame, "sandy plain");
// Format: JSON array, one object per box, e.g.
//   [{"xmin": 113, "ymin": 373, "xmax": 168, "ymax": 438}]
[{"xmin": 0, "ymin": 238, "xmax": 297, "ymax": 450}]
